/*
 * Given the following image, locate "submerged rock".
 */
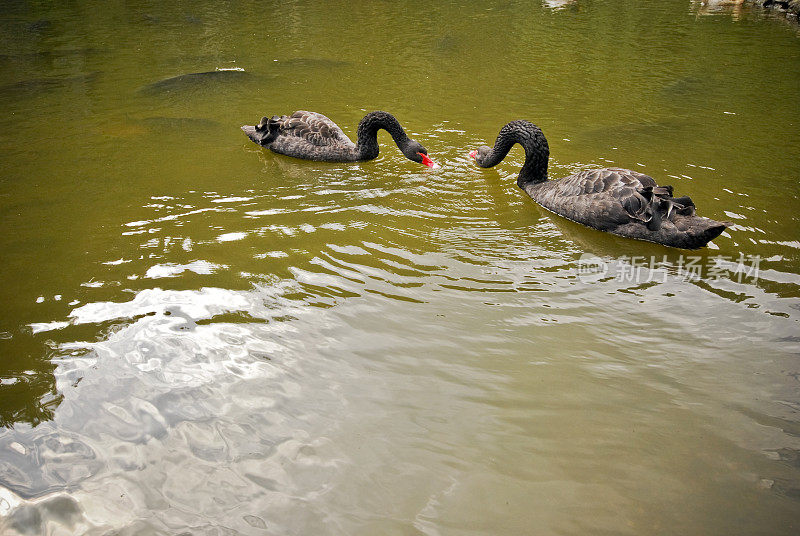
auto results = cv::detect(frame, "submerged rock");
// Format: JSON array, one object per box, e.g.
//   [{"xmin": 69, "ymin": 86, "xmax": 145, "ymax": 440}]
[{"xmin": 139, "ymin": 69, "xmax": 250, "ymax": 96}]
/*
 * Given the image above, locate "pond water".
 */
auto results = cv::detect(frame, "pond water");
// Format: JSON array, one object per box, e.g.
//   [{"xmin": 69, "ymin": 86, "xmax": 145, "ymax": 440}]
[{"xmin": 1, "ymin": 0, "xmax": 799, "ymax": 534}]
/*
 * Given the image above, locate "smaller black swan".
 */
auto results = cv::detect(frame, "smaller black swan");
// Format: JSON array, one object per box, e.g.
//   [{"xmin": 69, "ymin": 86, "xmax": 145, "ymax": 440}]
[
  {"xmin": 470, "ymin": 120, "xmax": 729, "ymax": 249},
  {"xmin": 242, "ymin": 110, "xmax": 437, "ymax": 167}
]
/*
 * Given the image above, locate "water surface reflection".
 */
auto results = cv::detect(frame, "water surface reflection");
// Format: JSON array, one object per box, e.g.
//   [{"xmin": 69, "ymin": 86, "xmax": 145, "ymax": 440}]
[{"xmin": 1, "ymin": 0, "xmax": 799, "ymax": 534}]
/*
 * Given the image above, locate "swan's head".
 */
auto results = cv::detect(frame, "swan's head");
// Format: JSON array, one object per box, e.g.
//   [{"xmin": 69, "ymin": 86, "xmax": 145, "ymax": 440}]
[
  {"xmin": 469, "ymin": 146, "xmax": 493, "ymax": 167},
  {"xmin": 402, "ymin": 140, "xmax": 438, "ymax": 168}
]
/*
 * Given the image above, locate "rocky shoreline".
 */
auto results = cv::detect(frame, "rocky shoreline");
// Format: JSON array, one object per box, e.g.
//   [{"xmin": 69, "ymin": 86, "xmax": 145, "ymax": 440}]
[{"xmin": 748, "ymin": 0, "xmax": 800, "ymax": 21}]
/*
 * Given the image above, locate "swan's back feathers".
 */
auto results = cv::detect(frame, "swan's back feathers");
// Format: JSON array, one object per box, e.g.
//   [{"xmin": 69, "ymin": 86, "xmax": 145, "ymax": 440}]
[
  {"xmin": 526, "ymin": 166, "xmax": 726, "ymax": 248},
  {"xmin": 546, "ymin": 168, "xmax": 654, "ymax": 199},
  {"xmin": 257, "ymin": 111, "xmax": 352, "ymax": 147},
  {"xmin": 536, "ymin": 168, "xmax": 662, "ymax": 226},
  {"xmin": 244, "ymin": 110, "xmax": 360, "ymax": 161},
  {"xmin": 536, "ymin": 167, "xmax": 696, "ymax": 225}
]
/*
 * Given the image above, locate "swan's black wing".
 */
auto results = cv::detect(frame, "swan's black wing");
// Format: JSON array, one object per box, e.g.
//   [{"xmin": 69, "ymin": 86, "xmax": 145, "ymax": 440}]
[
  {"xmin": 524, "ymin": 166, "xmax": 728, "ymax": 248},
  {"xmin": 529, "ymin": 168, "xmax": 694, "ymax": 231},
  {"xmin": 257, "ymin": 110, "xmax": 352, "ymax": 147}
]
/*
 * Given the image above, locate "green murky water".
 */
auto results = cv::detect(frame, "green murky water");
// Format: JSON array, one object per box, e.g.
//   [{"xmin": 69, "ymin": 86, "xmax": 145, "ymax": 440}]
[{"xmin": 1, "ymin": 0, "xmax": 799, "ymax": 534}]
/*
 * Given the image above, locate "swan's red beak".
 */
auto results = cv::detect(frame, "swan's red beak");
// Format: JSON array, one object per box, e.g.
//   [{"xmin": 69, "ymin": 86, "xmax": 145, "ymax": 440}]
[
  {"xmin": 418, "ymin": 152, "xmax": 437, "ymax": 168},
  {"xmin": 469, "ymin": 150, "xmax": 477, "ymax": 159}
]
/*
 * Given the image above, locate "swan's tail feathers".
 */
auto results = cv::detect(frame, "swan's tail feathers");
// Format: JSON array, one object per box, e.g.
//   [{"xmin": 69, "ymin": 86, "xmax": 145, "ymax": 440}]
[
  {"xmin": 652, "ymin": 185, "xmax": 674, "ymax": 197},
  {"xmin": 694, "ymin": 219, "xmax": 729, "ymax": 247},
  {"xmin": 242, "ymin": 116, "xmax": 281, "ymax": 146},
  {"xmin": 256, "ymin": 116, "xmax": 282, "ymax": 143},
  {"xmin": 671, "ymin": 217, "xmax": 730, "ymax": 249},
  {"xmin": 631, "ymin": 185, "xmax": 728, "ymax": 247},
  {"xmin": 672, "ymin": 196, "xmax": 695, "ymax": 216},
  {"xmin": 241, "ymin": 124, "xmax": 259, "ymax": 143},
  {"xmin": 641, "ymin": 188, "xmax": 698, "ymax": 231}
]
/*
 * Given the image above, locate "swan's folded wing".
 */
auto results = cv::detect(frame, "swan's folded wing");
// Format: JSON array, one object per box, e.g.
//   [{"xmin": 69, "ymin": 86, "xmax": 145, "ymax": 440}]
[
  {"xmin": 549, "ymin": 168, "xmax": 651, "ymax": 198},
  {"xmin": 544, "ymin": 168, "xmax": 662, "ymax": 225},
  {"xmin": 278, "ymin": 110, "xmax": 352, "ymax": 147},
  {"xmin": 605, "ymin": 169, "xmax": 661, "ymax": 223},
  {"xmin": 604, "ymin": 169, "xmax": 688, "ymax": 228}
]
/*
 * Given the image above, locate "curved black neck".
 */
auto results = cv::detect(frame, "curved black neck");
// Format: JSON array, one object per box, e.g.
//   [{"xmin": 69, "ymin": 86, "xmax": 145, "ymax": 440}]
[
  {"xmin": 485, "ymin": 120, "xmax": 550, "ymax": 187},
  {"xmin": 355, "ymin": 111, "xmax": 410, "ymax": 160}
]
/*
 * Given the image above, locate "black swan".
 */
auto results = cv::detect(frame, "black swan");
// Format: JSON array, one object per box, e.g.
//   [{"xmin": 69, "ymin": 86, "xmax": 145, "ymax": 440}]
[
  {"xmin": 470, "ymin": 120, "xmax": 729, "ymax": 249},
  {"xmin": 242, "ymin": 110, "xmax": 437, "ymax": 167}
]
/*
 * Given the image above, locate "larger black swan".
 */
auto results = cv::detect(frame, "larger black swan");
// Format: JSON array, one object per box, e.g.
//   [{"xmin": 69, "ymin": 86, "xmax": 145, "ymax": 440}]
[
  {"xmin": 242, "ymin": 110, "xmax": 436, "ymax": 167},
  {"xmin": 469, "ymin": 120, "xmax": 729, "ymax": 249}
]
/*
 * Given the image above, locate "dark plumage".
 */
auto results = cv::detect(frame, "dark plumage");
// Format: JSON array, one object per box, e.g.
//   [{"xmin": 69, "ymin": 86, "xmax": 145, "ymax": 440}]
[
  {"xmin": 470, "ymin": 120, "xmax": 729, "ymax": 249},
  {"xmin": 241, "ymin": 110, "xmax": 436, "ymax": 167}
]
